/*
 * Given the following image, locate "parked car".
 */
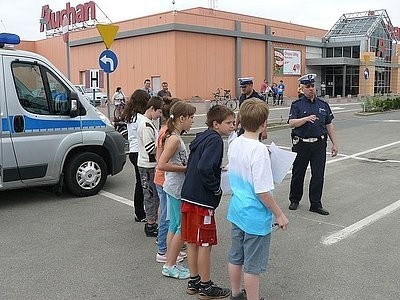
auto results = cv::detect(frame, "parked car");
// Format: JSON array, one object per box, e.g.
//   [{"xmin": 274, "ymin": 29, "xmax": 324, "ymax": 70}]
[{"xmin": 74, "ymin": 84, "xmax": 108, "ymax": 106}]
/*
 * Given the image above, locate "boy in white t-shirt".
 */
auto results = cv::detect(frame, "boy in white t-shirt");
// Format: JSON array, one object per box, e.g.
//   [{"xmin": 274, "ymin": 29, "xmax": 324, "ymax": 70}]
[{"xmin": 227, "ymin": 98, "xmax": 289, "ymax": 300}]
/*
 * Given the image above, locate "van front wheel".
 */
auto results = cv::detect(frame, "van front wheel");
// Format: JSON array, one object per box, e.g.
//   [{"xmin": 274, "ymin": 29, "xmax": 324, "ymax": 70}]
[{"xmin": 65, "ymin": 152, "xmax": 107, "ymax": 197}]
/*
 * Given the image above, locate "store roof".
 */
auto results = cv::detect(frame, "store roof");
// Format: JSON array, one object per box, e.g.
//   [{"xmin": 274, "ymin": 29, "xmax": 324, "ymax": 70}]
[{"xmin": 324, "ymin": 9, "xmax": 398, "ymax": 42}]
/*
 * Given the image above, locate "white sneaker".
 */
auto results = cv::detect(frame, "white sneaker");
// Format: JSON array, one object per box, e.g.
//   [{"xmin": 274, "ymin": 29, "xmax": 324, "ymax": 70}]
[
  {"xmin": 156, "ymin": 252, "xmax": 184, "ymax": 263},
  {"xmin": 162, "ymin": 265, "xmax": 190, "ymax": 279}
]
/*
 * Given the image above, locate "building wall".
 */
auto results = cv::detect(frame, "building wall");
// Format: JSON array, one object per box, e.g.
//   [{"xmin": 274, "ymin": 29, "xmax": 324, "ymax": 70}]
[{"xmin": 15, "ymin": 7, "xmax": 329, "ymax": 100}]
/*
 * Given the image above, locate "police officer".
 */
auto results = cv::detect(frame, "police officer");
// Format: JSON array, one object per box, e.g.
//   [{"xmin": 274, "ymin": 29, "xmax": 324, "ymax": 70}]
[
  {"xmin": 287, "ymin": 74, "xmax": 338, "ymax": 215},
  {"xmin": 235, "ymin": 77, "xmax": 265, "ymax": 138}
]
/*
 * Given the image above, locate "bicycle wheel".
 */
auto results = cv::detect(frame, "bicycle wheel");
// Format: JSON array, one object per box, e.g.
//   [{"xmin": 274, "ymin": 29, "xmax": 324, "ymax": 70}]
[
  {"xmin": 226, "ymin": 99, "xmax": 237, "ymax": 111},
  {"xmin": 113, "ymin": 106, "xmax": 122, "ymax": 121}
]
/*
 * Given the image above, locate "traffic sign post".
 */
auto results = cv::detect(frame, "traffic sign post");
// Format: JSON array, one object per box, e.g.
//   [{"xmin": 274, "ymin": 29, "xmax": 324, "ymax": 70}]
[
  {"xmin": 96, "ymin": 24, "xmax": 119, "ymax": 119},
  {"xmin": 62, "ymin": 16, "xmax": 70, "ymax": 80}
]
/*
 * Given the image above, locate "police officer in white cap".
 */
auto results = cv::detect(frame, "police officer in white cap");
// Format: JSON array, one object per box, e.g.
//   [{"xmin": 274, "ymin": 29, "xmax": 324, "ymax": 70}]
[
  {"xmin": 235, "ymin": 77, "xmax": 265, "ymax": 137},
  {"xmin": 287, "ymin": 74, "xmax": 338, "ymax": 215}
]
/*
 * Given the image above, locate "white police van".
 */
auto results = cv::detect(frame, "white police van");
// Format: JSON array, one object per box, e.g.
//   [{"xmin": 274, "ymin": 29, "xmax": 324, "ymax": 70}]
[{"xmin": 0, "ymin": 33, "xmax": 126, "ymax": 196}]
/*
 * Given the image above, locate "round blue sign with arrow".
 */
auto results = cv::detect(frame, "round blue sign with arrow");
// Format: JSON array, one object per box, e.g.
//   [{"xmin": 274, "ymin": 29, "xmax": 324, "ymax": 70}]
[
  {"xmin": 99, "ymin": 49, "xmax": 118, "ymax": 73},
  {"xmin": 364, "ymin": 67, "xmax": 369, "ymax": 80}
]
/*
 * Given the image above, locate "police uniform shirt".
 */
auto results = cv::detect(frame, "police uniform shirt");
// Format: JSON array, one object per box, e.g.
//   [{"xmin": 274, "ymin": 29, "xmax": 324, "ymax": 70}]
[
  {"xmin": 288, "ymin": 95, "xmax": 334, "ymax": 138},
  {"xmin": 239, "ymin": 90, "xmax": 264, "ymax": 106}
]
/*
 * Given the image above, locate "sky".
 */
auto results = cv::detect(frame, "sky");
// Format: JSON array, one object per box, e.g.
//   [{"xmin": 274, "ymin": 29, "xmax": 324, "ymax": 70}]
[{"xmin": 1, "ymin": 0, "xmax": 399, "ymax": 41}]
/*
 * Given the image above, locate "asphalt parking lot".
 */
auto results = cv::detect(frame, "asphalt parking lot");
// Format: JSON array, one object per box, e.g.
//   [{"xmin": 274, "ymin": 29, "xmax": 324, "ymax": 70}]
[{"xmin": 1, "ymin": 103, "xmax": 399, "ymax": 299}]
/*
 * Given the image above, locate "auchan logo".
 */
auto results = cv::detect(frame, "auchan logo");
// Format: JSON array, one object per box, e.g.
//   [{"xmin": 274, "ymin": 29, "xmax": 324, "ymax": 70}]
[{"xmin": 40, "ymin": 1, "xmax": 96, "ymax": 32}]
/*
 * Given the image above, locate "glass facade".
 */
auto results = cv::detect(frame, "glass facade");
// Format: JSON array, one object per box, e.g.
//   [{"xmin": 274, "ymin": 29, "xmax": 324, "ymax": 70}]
[
  {"xmin": 374, "ymin": 66, "xmax": 391, "ymax": 94},
  {"xmin": 321, "ymin": 10, "xmax": 398, "ymax": 96}
]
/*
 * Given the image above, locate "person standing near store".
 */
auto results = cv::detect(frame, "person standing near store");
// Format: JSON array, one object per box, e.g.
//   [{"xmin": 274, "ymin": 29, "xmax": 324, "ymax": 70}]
[
  {"xmin": 320, "ymin": 82, "xmax": 326, "ymax": 97},
  {"xmin": 287, "ymin": 74, "xmax": 338, "ymax": 215},
  {"xmin": 157, "ymin": 81, "xmax": 172, "ymax": 100},
  {"xmin": 235, "ymin": 77, "xmax": 265, "ymax": 137},
  {"xmin": 260, "ymin": 79, "xmax": 267, "ymax": 101},
  {"xmin": 277, "ymin": 80, "xmax": 285, "ymax": 105},
  {"xmin": 142, "ymin": 78, "xmax": 154, "ymax": 97}
]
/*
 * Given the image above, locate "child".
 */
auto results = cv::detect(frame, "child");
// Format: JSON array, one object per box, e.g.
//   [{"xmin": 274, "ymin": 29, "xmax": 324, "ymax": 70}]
[
  {"xmin": 154, "ymin": 97, "xmax": 186, "ymax": 263},
  {"xmin": 158, "ymin": 101, "xmax": 196, "ymax": 279},
  {"xmin": 122, "ymin": 89, "xmax": 149, "ymax": 223},
  {"xmin": 181, "ymin": 105, "xmax": 235, "ymax": 299},
  {"xmin": 227, "ymin": 99, "xmax": 289, "ymax": 300},
  {"xmin": 137, "ymin": 96, "xmax": 163, "ymax": 237}
]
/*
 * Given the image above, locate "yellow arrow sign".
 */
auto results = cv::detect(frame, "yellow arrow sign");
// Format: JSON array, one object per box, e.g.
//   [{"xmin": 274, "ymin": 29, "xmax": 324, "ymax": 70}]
[{"xmin": 96, "ymin": 24, "xmax": 119, "ymax": 49}]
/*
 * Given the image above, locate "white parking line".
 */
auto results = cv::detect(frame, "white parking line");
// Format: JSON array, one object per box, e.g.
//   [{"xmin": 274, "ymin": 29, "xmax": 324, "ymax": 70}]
[
  {"xmin": 99, "ymin": 190, "xmax": 132, "ymax": 207},
  {"xmin": 326, "ymin": 140, "xmax": 400, "ymax": 165},
  {"xmin": 322, "ymin": 199, "xmax": 400, "ymax": 245}
]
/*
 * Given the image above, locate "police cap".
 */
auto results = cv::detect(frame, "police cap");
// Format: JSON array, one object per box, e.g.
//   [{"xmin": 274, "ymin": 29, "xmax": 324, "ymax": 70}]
[
  {"xmin": 298, "ymin": 73, "xmax": 317, "ymax": 85},
  {"xmin": 238, "ymin": 77, "xmax": 254, "ymax": 87}
]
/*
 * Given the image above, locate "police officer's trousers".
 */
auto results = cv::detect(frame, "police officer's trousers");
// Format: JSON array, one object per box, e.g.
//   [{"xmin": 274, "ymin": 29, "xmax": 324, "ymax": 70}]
[{"xmin": 289, "ymin": 139, "xmax": 327, "ymax": 208}]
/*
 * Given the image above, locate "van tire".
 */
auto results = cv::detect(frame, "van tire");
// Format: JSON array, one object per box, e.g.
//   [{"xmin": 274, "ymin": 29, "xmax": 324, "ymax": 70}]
[{"xmin": 65, "ymin": 152, "xmax": 107, "ymax": 197}]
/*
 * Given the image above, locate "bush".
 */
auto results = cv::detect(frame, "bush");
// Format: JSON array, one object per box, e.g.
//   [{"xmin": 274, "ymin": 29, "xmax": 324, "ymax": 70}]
[{"xmin": 361, "ymin": 96, "xmax": 400, "ymax": 112}]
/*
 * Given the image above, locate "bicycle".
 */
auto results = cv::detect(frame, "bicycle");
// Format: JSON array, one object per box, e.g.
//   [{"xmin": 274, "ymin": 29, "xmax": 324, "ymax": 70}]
[
  {"xmin": 210, "ymin": 88, "xmax": 238, "ymax": 110},
  {"xmin": 113, "ymin": 101, "xmax": 125, "ymax": 121}
]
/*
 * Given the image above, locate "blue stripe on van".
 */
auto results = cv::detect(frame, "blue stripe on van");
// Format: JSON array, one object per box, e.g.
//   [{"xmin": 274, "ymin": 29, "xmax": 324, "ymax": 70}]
[
  {"xmin": 1, "ymin": 116, "xmax": 106, "ymax": 133},
  {"xmin": 2, "ymin": 117, "xmax": 10, "ymax": 132}
]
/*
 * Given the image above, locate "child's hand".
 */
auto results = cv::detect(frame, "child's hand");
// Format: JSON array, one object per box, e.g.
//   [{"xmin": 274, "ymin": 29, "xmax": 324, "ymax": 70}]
[{"xmin": 275, "ymin": 214, "xmax": 289, "ymax": 230}]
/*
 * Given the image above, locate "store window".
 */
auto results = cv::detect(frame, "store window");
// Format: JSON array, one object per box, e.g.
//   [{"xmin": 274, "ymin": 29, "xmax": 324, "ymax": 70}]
[
  {"xmin": 374, "ymin": 66, "xmax": 391, "ymax": 94},
  {"xmin": 343, "ymin": 46, "xmax": 351, "ymax": 58},
  {"xmin": 334, "ymin": 47, "xmax": 343, "ymax": 57},
  {"xmin": 352, "ymin": 46, "xmax": 360, "ymax": 58},
  {"xmin": 326, "ymin": 48, "xmax": 333, "ymax": 58}
]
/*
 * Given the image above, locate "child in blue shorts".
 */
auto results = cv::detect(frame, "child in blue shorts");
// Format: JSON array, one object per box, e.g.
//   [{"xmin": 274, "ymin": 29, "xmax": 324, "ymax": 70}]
[{"xmin": 227, "ymin": 98, "xmax": 289, "ymax": 300}]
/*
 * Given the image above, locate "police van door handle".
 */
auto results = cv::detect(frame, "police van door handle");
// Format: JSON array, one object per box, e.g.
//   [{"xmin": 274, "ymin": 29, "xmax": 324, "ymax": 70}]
[{"xmin": 13, "ymin": 115, "xmax": 25, "ymax": 133}]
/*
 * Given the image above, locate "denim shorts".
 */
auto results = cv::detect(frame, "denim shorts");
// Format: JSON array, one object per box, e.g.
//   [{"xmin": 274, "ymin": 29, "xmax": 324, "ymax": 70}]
[{"xmin": 228, "ymin": 223, "xmax": 271, "ymax": 275}]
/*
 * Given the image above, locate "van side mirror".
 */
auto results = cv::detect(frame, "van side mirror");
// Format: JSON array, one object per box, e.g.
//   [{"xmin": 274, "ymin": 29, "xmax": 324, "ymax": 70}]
[{"xmin": 70, "ymin": 91, "xmax": 79, "ymax": 118}]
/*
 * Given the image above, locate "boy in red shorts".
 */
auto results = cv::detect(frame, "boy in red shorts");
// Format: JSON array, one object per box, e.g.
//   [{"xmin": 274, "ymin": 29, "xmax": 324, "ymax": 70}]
[{"xmin": 181, "ymin": 105, "xmax": 235, "ymax": 299}]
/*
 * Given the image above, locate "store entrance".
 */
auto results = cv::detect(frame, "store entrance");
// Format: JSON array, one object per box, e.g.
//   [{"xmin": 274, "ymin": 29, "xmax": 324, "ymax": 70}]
[
  {"xmin": 325, "ymin": 74, "xmax": 343, "ymax": 97},
  {"xmin": 323, "ymin": 65, "xmax": 359, "ymax": 97}
]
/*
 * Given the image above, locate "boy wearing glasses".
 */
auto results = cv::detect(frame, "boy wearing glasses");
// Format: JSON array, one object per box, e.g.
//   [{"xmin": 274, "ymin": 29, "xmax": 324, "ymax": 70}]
[{"xmin": 287, "ymin": 74, "xmax": 338, "ymax": 216}]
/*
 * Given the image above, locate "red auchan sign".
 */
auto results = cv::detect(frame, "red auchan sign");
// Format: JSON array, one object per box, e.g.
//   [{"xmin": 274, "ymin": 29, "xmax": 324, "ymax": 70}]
[{"xmin": 40, "ymin": 1, "xmax": 96, "ymax": 32}]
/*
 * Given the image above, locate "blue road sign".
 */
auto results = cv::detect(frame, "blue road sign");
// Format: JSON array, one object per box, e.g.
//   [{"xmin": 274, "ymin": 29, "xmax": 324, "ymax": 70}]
[
  {"xmin": 364, "ymin": 67, "xmax": 369, "ymax": 80},
  {"xmin": 99, "ymin": 49, "xmax": 118, "ymax": 73}
]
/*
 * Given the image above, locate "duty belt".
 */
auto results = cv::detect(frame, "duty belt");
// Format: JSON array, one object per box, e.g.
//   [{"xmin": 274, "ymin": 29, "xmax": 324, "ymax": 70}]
[{"xmin": 294, "ymin": 135, "xmax": 325, "ymax": 143}]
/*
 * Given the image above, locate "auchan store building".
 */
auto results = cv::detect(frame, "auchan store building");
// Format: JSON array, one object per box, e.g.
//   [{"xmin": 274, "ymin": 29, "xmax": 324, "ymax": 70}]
[{"xmin": 18, "ymin": 3, "xmax": 400, "ymax": 100}]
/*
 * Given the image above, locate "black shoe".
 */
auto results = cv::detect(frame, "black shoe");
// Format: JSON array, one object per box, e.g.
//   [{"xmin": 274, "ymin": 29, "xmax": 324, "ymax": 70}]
[
  {"xmin": 144, "ymin": 223, "xmax": 158, "ymax": 237},
  {"xmin": 198, "ymin": 281, "xmax": 230, "ymax": 299},
  {"xmin": 309, "ymin": 207, "xmax": 329, "ymax": 215},
  {"xmin": 288, "ymin": 202, "xmax": 299, "ymax": 210},
  {"xmin": 135, "ymin": 216, "xmax": 147, "ymax": 222},
  {"xmin": 230, "ymin": 289, "xmax": 246, "ymax": 300},
  {"xmin": 187, "ymin": 278, "xmax": 201, "ymax": 295}
]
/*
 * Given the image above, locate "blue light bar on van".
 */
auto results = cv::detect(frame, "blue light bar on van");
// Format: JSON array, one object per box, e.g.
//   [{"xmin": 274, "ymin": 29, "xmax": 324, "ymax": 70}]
[{"xmin": 0, "ymin": 33, "xmax": 21, "ymax": 48}]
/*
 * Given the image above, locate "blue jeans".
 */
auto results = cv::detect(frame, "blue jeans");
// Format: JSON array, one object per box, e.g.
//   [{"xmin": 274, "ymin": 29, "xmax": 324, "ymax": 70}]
[{"xmin": 156, "ymin": 184, "xmax": 168, "ymax": 254}]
